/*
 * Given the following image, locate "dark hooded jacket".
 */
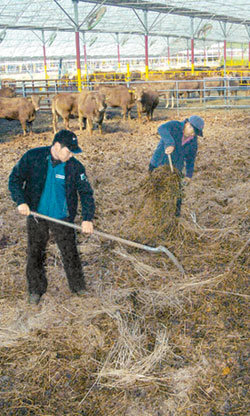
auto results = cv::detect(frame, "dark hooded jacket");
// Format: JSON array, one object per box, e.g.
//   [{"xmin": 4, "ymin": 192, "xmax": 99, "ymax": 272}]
[
  {"xmin": 149, "ymin": 120, "xmax": 198, "ymax": 178},
  {"xmin": 8, "ymin": 146, "xmax": 95, "ymax": 222}
]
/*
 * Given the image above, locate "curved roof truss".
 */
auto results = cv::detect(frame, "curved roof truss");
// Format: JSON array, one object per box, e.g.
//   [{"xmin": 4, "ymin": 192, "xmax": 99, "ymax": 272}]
[{"xmin": 0, "ymin": 1, "xmax": 249, "ymax": 60}]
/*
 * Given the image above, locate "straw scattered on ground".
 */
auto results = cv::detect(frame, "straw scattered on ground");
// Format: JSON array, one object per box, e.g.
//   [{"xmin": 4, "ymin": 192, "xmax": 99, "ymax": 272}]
[{"xmin": 0, "ymin": 106, "xmax": 249, "ymax": 415}]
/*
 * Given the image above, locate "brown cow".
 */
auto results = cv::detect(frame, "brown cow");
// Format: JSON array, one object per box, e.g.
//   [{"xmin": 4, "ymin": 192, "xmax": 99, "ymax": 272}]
[
  {"xmin": 52, "ymin": 92, "xmax": 79, "ymax": 133},
  {"xmin": 155, "ymin": 79, "xmax": 202, "ymax": 107},
  {"xmin": 52, "ymin": 91, "xmax": 106, "ymax": 135},
  {"xmin": 177, "ymin": 79, "xmax": 202, "ymax": 103},
  {"xmin": 0, "ymin": 87, "xmax": 16, "ymax": 97},
  {"xmin": 134, "ymin": 86, "xmax": 159, "ymax": 122},
  {"xmin": 96, "ymin": 85, "xmax": 135, "ymax": 120},
  {"xmin": 227, "ymin": 78, "xmax": 240, "ymax": 98},
  {"xmin": 201, "ymin": 78, "xmax": 225, "ymax": 98},
  {"xmin": 0, "ymin": 95, "xmax": 41, "ymax": 135},
  {"xmin": 78, "ymin": 90, "xmax": 106, "ymax": 135},
  {"xmin": 156, "ymin": 81, "xmax": 176, "ymax": 108}
]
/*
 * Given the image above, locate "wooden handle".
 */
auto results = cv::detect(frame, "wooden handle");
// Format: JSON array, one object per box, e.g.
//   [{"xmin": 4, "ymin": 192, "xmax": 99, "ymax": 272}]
[{"xmin": 168, "ymin": 154, "xmax": 174, "ymax": 173}]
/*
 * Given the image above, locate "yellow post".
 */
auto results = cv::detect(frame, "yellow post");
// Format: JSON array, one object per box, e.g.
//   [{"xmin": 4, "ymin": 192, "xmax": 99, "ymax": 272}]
[
  {"xmin": 145, "ymin": 65, "xmax": 149, "ymax": 80},
  {"xmin": 77, "ymin": 67, "xmax": 82, "ymax": 92},
  {"xmin": 248, "ymin": 41, "xmax": 250, "ymax": 69},
  {"xmin": 126, "ymin": 63, "xmax": 130, "ymax": 80},
  {"xmin": 191, "ymin": 37, "xmax": 195, "ymax": 75},
  {"xmin": 84, "ymin": 63, "xmax": 88, "ymax": 81},
  {"xmin": 44, "ymin": 64, "xmax": 49, "ymax": 80}
]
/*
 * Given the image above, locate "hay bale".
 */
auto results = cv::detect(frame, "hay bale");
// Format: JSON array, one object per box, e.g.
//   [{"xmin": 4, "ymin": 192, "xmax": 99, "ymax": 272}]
[{"xmin": 121, "ymin": 165, "xmax": 182, "ymax": 245}]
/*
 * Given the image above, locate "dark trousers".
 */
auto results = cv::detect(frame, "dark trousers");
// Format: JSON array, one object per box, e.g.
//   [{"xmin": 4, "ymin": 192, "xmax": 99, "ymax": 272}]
[
  {"xmin": 175, "ymin": 197, "xmax": 182, "ymax": 217},
  {"xmin": 26, "ymin": 216, "xmax": 85, "ymax": 295}
]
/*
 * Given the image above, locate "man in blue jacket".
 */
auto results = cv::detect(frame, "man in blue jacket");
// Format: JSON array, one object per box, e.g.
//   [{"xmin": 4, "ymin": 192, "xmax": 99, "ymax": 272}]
[
  {"xmin": 149, "ymin": 115, "xmax": 204, "ymax": 216},
  {"xmin": 9, "ymin": 130, "xmax": 95, "ymax": 305}
]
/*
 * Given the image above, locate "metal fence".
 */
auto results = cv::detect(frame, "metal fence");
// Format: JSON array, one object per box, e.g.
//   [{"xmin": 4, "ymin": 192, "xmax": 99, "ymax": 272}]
[
  {"xmin": 130, "ymin": 77, "xmax": 250, "ymax": 111},
  {"xmin": 1, "ymin": 76, "xmax": 250, "ymax": 112}
]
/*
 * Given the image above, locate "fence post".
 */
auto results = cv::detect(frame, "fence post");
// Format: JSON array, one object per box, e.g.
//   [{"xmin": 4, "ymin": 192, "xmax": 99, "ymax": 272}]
[
  {"xmin": 22, "ymin": 81, "xmax": 26, "ymax": 97},
  {"xmin": 176, "ymin": 80, "xmax": 179, "ymax": 115}
]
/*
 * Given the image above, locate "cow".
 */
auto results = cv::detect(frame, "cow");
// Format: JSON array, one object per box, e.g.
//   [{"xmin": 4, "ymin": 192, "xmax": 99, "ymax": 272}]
[
  {"xmin": 156, "ymin": 79, "xmax": 202, "ymax": 108},
  {"xmin": 0, "ymin": 87, "xmax": 16, "ymax": 98},
  {"xmin": 78, "ymin": 90, "xmax": 106, "ymax": 135},
  {"xmin": 0, "ymin": 95, "xmax": 41, "ymax": 135},
  {"xmin": 200, "ymin": 78, "xmax": 225, "ymax": 99},
  {"xmin": 52, "ymin": 92, "xmax": 79, "ymax": 133},
  {"xmin": 52, "ymin": 91, "xmax": 106, "ymax": 135},
  {"xmin": 227, "ymin": 77, "xmax": 240, "ymax": 98},
  {"xmin": 156, "ymin": 81, "xmax": 176, "ymax": 108},
  {"xmin": 1, "ymin": 78, "xmax": 16, "ymax": 89},
  {"xmin": 133, "ymin": 86, "xmax": 159, "ymax": 122},
  {"xmin": 177, "ymin": 79, "xmax": 202, "ymax": 103},
  {"xmin": 95, "ymin": 85, "xmax": 135, "ymax": 120}
]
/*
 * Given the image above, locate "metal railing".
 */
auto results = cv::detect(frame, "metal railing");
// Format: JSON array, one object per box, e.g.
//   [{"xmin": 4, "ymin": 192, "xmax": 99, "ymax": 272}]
[{"xmin": 1, "ymin": 76, "xmax": 249, "ymax": 112}]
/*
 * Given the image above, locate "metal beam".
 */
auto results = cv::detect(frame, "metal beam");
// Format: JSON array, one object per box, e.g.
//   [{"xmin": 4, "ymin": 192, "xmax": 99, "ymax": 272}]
[
  {"xmin": 78, "ymin": 0, "xmax": 250, "ymax": 26},
  {"xmin": 0, "ymin": 24, "xmax": 247, "ymax": 46}
]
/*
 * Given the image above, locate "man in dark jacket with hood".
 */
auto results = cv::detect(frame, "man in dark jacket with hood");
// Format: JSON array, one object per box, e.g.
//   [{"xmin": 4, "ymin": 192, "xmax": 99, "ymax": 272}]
[
  {"xmin": 9, "ymin": 129, "xmax": 95, "ymax": 305},
  {"xmin": 149, "ymin": 115, "xmax": 204, "ymax": 216}
]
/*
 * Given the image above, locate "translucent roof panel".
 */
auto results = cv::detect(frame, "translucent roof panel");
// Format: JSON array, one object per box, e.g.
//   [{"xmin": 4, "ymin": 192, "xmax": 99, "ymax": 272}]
[{"xmin": 0, "ymin": 0, "xmax": 249, "ymax": 60}]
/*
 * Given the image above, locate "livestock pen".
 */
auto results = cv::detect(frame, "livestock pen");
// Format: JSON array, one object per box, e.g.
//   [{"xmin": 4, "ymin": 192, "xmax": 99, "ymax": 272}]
[
  {"xmin": 0, "ymin": 101, "xmax": 249, "ymax": 415},
  {"xmin": 1, "ymin": 76, "xmax": 250, "ymax": 118}
]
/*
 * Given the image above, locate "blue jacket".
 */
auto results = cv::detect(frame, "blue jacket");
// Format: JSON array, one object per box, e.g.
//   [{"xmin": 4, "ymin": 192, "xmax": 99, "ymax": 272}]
[
  {"xmin": 150, "ymin": 120, "xmax": 198, "ymax": 178},
  {"xmin": 8, "ymin": 146, "xmax": 95, "ymax": 222}
]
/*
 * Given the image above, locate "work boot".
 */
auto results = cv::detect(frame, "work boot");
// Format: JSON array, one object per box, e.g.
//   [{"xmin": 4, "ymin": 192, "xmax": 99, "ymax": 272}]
[{"xmin": 28, "ymin": 293, "xmax": 41, "ymax": 305}]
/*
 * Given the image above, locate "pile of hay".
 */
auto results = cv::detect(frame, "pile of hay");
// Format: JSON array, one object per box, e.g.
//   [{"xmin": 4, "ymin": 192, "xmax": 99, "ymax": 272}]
[
  {"xmin": 0, "ymin": 109, "xmax": 249, "ymax": 416},
  {"xmin": 121, "ymin": 165, "xmax": 182, "ymax": 245}
]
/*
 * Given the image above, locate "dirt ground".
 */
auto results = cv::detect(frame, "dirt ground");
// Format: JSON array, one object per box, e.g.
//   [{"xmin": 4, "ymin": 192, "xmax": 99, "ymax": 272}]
[{"xmin": 0, "ymin": 105, "xmax": 249, "ymax": 416}]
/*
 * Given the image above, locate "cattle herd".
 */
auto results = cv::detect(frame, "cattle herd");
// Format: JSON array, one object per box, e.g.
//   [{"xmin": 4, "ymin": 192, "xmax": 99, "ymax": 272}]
[
  {"xmin": 51, "ymin": 83, "xmax": 163, "ymax": 135},
  {"xmin": 0, "ymin": 72, "xmax": 248, "ymax": 136},
  {"xmin": 0, "ymin": 83, "xmax": 161, "ymax": 135}
]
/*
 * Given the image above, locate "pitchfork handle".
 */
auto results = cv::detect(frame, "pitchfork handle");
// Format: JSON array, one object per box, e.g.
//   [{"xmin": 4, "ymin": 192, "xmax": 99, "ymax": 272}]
[
  {"xmin": 29, "ymin": 211, "xmax": 185, "ymax": 274},
  {"xmin": 168, "ymin": 154, "xmax": 174, "ymax": 173}
]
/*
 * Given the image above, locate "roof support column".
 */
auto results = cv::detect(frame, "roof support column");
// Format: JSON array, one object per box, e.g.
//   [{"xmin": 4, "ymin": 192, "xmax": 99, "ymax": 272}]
[
  {"xmin": 245, "ymin": 25, "xmax": 250, "ymax": 68},
  {"xmin": 82, "ymin": 32, "xmax": 88, "ymax": 83},
  {"xmin": 144, "ymin": 10, "xmax": 149, "ymax": 80},
  {"xmin": 249, "ymin": 41, "xmax": 250, "ymax": 69},
  {"xmin": 218, "ymin": 42, "xmax": 221, "ymax": 63},
  {"xmin": 116, "ymin": 33, "xmax": 121, "ymax": 70},
  {"xmin": 241, "ymin": 43, "xmax": 244, "ymax": 66},
  {"xmin": 73, "ymin": 0, "xmax": 82, "ymax": 91},
  {"xmin": 230, "ymin": 43, "xmax": 234, "ymax": 66},
  {"xmin": 218, "ymin": 22, "xmax": 227, "ymax": 76},
  {"xmin": 186, "ymin": 39, "xmax": 190, "ymax": 67},
  {"xmin": 167, "ymin": 37, "xmax": 170, "ymax": 67},
  {"xmin": 145, "ymin": 34, "xmax": 149, "ymax": 79},
  {"xmin": 203, "ymin": 40, "xmax": 207, "ymax": 66},
  {"xmin": 42, "ymin": 30, "xmax": 49, "ymax": 80},
  {"xmin": 190, "ymin": 18, "xmax": 195, "ymax": 75},
  {"xmin": 223, "ymin": 39, "xmax": 227, "ymax": 72}
]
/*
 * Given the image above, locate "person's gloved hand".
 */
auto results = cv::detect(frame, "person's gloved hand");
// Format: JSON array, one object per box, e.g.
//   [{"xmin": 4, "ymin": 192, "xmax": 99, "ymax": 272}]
[{"xmin": 181, "ymin": 177, "xmax": 191, "ymax": 186}]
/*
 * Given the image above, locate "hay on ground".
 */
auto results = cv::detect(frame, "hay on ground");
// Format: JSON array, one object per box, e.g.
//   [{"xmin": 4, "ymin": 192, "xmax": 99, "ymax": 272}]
[{"xmin": 121, "ymin": 165, "xmax": 182, "ymax": 245}]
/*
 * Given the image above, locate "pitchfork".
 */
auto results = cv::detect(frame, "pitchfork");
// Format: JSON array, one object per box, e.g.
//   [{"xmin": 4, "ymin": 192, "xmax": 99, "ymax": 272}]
[{"xmin": 30, "ymin": 211, "xmax": 185, "ymax": 275}]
